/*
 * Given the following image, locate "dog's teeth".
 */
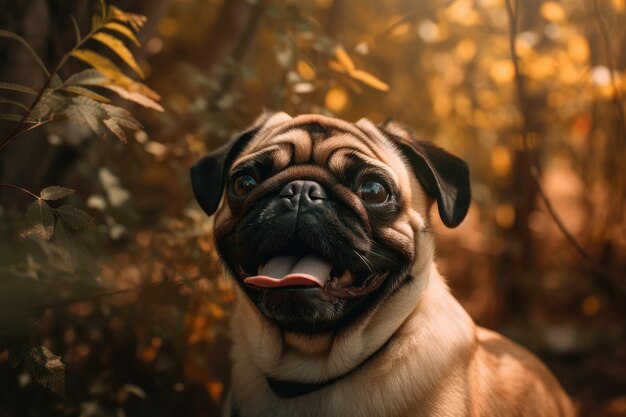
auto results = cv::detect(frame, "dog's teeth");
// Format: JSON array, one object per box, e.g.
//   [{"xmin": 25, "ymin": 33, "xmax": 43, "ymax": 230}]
[{"xmin": 257, "ymin": 264, "xmax": 264, "ymax": 275}]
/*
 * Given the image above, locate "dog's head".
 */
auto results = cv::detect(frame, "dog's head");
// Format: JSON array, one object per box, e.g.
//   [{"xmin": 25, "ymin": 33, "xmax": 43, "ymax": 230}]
[{"xmin": 191, "ymin": 113, "xmax": 470, "ymax": 333}]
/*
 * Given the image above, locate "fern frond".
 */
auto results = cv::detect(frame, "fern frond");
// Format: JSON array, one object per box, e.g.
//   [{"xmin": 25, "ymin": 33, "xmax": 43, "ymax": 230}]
[{"xmin": 92, "ymin": 32, "xmax": 144, "ymax": 78}]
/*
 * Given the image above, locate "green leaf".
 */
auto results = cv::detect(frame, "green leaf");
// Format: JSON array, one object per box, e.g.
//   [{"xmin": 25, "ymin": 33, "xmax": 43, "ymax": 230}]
[
  {"xmin": 92, "ymin": 32, "xmax": 144, "ymax": 77},
  {"xmin": 22, "ymin": 200, "xmax": 55, "ymax": 240},
  {"xmin": 101, "ymin": 102, "xmax": 142, "ymax": 129},
  {"xmin": 0, "ymin": 30, "xmax": 50, "ymax": 77},
  {"xmin": 61, "ymin": 96, "xmax": 141, "ymax": 140},
  {"xmin": 53, "ymin": 218, "xmax": 76, "ymax": 272},
  {"xmin": 103, "ymin": 118, "xmax": 126, "ymax": 142},
  {"xmin": 40, "ymin": 186, "xmax": 75, "ymax": 201},
  {"xmin": 62, "ymin": 96, "xmax": 109, "ymax": 137},
  {"xmin": 56, "ymin": 205, "xmax": 95, "ymax": 230},
  {"xmin": 99, "ymin": 0, "xmax": 107, "ymax": 21},
  {"xmin": 32, "ymin": 89, "xmax": 70, "ymax": 120},
  {"xmin": 61, "ymin": 86, "xmax": 111, "ymax": 103},
  {"xmin": 70, "ymin": 15, "xmax": 81, "ymax": 45},
  {"xmin": 104, "ymin": 22, "xmax": 140, "ymax": 46},
  {"xmin": 50, "ymin": 74, "xmax": 63, "ymax": 89},
  {"xmin": 0, "ymin": 114, "xmax": 38, "ymax": 123},
  {"xmin": 0, "ymin": 98, "xmax": 29, "ymax": 112},
  {"xmin": 0, "ymin": 82, "xmax": 37, "ymax": 95},
  {"xmin": 24, "ymin": 346, "xmax": 65, "ymax": 398},
  {"xmin": 63, "ymin": 69, "xmax": 108, "ymax": 87}
]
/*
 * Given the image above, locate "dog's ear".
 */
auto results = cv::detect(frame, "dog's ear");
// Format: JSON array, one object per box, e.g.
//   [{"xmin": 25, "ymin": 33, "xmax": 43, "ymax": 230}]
[
  {"xmin": 191, "ymin": 112, "xmax": 291, "ymax": 216},
  {"xmin": 379, "ymin": 121, "xmax": 471, "ymax": 228}
]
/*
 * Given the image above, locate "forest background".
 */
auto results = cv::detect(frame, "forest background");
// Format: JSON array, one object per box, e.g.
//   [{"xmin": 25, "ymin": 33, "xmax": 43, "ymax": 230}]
[{"xmin": 0, "ymin": 0, "xmax": 625, "ymax": 416}]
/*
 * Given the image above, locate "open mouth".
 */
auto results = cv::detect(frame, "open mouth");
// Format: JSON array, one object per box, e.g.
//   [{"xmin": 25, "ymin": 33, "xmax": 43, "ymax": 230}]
[{"xmin": 235, "ymin": 253, "xmax": 388, "ymax": 299}]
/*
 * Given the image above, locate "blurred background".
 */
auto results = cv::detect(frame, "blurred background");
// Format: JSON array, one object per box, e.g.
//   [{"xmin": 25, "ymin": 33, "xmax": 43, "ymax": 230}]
[{"xmin": 0, "ymin": 0, "xmax": 625, "ymax": 416}]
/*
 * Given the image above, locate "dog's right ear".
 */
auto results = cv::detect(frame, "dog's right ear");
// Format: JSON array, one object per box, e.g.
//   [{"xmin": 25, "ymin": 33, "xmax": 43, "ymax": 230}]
[{"xmin": 190, "ymin": 112, "xmax": 291, "ymax": 216}]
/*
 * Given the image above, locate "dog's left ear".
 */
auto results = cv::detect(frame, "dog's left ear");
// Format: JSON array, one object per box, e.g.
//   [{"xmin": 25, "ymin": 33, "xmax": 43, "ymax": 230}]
[
  {"xmin": 191, "ymin": 111, "xmax": 292, "ymax": 216},
  {"xmin": 379, "ymin": 121, "xmax": 471, "ymax": 228}
]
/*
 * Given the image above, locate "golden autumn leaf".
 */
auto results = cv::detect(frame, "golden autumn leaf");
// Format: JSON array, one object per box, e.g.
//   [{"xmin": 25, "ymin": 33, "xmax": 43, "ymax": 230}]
[
  {"xmin": 296, "ymin": 60, "xmax": 316, "ymax": 81},
  {"xmin": 349, "ymin": 69, "xmax": 390, "ymax": 92},
  {"xmin": 330, "ymin": 46, "xmax": 390, "ymax": 92},
  {"xmin": 70, "ymin": 49, "xmax": 162, "ymax": 111},
  {"xmin": 92, "ymin": 32, "xmax": 144, "ymax": 78},
  {"xmin": 71, "ymin": 49, "xmax": 124, "ymax": 81},
  {"xmin": 104, "ymin": 22, "xmax": 140, "ymax": 47},
  {"xmin": 104, "ymin": 85, "xmax": 164, "ymax": 112},
  {"xmin": 109, "ymin": 6, "xmax": 147, "ymax": 32},
  {"xmin": 61, "ymin": 86, "xmax": 111, "ymax": 103},
  {"xmin": 327, "ymin": 59, "xmax": 346, "ymax": 73},
  {"xmin": 335, "ymin": 46, "xmax": 355, "ymax": 73}
]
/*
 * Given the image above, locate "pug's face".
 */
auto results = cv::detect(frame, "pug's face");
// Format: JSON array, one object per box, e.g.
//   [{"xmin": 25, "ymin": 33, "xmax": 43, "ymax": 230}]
[{"xmin": 191, "ymin": 113, "xmax": 470, "ymax": 333}]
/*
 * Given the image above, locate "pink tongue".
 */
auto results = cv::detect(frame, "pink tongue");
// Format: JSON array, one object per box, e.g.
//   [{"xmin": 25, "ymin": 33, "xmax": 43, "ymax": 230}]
[{"xmin": 244, "ymin": 255, "xmax": 333, "ymax": 288}]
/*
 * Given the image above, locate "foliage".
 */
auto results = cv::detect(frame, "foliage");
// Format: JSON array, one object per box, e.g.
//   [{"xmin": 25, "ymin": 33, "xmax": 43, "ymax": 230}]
[
  {"xmin": 0, "ymin": 1, "xmax": 161, "ymax": 147},
  {"xmin": 0, "ymin": 0, "xmax": 161, "ymax": 399}
]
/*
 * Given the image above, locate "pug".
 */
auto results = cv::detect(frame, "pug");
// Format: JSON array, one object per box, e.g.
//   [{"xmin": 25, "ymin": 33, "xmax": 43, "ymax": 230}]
[{"xmin": 191, "ymin": 112, "xmax": 575, "ymax": 417}]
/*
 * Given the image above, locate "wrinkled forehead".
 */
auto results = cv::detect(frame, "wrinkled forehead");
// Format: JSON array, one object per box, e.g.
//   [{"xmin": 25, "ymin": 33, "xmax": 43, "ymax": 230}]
[{"xmin": 234, "ymin": 114, "xmax": 411, "ymax": 187}]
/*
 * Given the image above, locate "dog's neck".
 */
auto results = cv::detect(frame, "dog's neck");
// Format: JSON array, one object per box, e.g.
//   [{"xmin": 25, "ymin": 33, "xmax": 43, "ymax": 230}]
[{"xmin": 230, "ymin": 260, "xmax": 434, "ymax": 383}]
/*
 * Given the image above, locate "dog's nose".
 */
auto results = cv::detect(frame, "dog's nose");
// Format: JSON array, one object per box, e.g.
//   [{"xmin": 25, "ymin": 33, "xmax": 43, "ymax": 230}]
[{"xmin": 279, "ymin": 180, "xmax": 327, "ymax": 210}]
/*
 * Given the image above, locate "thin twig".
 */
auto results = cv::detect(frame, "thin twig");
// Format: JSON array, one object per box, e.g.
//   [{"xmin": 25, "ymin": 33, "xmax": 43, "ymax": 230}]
[
  {"xmin": 30, "ymin": 275, "xmax": 206, "ymax": 310},
  {"xmin": 504, "ymin": 0, "xmax": 625, "ymax": 287},
  {"xmin": 0, "ymin": 118, "xmax": 58, "ymax": 152},
  {"xmin": 591, "ymin": 0, "xmax": 626, "ymax": 139},
  {"xmin": 0, "ymin": 183, "xmax": 40, "ymax": 200},
  {"xmin": 373, "ymin": 0, "xmax": 456, "ymax": 42}
]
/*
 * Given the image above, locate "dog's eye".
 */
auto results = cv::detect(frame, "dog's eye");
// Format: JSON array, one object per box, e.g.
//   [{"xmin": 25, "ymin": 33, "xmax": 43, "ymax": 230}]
[
  {"xmin": 357, "ymin": 181, "xmax": 388, "ymax": 204},
  {"xmin": 233, "ymin": 174, "xmax": 258, "ymax": 196}
]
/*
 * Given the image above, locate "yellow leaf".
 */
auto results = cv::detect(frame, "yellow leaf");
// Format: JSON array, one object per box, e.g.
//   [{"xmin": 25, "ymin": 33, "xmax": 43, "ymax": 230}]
[
  {"xmin": 335, "ymin": 47, "xmax": 355, "ymax": 73},
  {"xmin": 349, "ymin": 69, "xmax": 390, "ymax": 92},
  {"xmin": 327, "ymin": 60, "xmax": 346, "ymax": 73},
  {"xmin": 104, "ymin": 22, "xmax": 140, "ymax": 47},
  {"xmin": 92, "ymin": 32, "xmax": 144, "ymax": 78},
  {"xmin": 71, "ymin": 49, "xmax": 161, "ymax": 108},
  {"xmin": 103, "ymin": 85, "xmax": 164, "ymax": 112},
  {"xmin": 109, "ymin": 6, "xmax": 147, "ymax": 32},
  {"xmin": 62, "ymin": 86, "xmax": 111, "ymax": 103},
  {"xmin": 296, "ymin": 60, "xmax": 316, "ymax": 81},
  {"xmin": 344, "ymin": 78, "xmax": 364, "ymax": 95},
  {"xmin": 71, "ymin": 49, "xmax": 124, "ymax": 80}
]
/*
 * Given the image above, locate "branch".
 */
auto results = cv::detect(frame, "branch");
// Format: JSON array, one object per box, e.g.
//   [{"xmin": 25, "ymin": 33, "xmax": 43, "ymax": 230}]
[
  {"xmin": 591, "ymin": 0, "xmax": 626, "ymax": 140},
  {"xmin": 29, "ymin": 275, "xmax": 206, "ymax": 310},
  {"xmin": 504, "ymin": 0, "xmax": 625, "ymax": 289},
  {"xmin": 0, "ymin": 12, "xmax": 113, "ymax": 151},
  {"xmin": 0, "ymin": 118, "xmax": 59, "ymax": 152},
  {"xmin": 209, "ymin": 1, "xmax": 266, "ymax": 109},
  {"xmin": 0, "ymin": 183, "xmax": 40, "ymax": 200}
]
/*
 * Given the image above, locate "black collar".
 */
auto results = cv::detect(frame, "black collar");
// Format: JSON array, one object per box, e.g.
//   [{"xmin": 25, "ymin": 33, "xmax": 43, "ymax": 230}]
[{"xmin": 265, "ymin": 339, "xmax": 390, "ymax": 399}]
